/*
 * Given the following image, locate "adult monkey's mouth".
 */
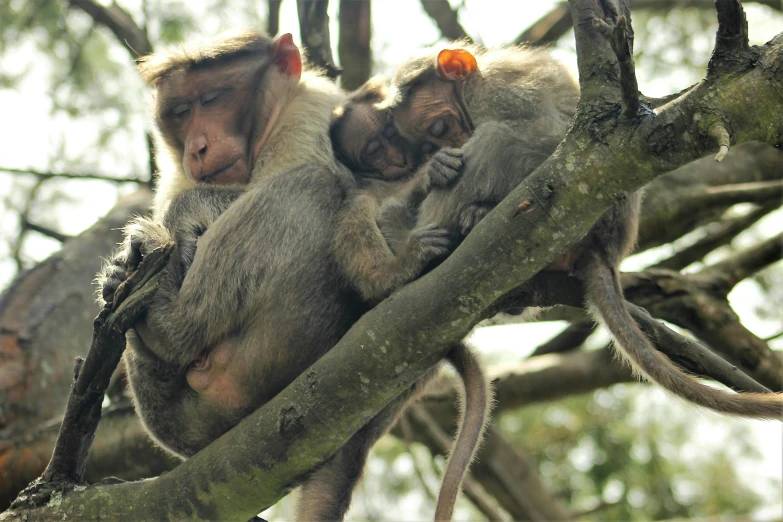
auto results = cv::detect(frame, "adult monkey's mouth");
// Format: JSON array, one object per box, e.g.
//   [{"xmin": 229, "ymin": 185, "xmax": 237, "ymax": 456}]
[{"xmin": 202, "ymin": 159, "xmax": 241, "ymax": 184}]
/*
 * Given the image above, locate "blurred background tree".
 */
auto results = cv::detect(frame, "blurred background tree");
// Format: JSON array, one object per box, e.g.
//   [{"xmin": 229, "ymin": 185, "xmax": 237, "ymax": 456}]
[{"xmin": 0, "ymin": 1, "xmax": 781, "ymax": 520}]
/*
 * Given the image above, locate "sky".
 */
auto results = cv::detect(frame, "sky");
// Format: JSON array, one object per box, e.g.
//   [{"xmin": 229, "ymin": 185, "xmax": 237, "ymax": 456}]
[{"xmin": 0, "ymin": 0, "xmax": 781, "ymax": 518}]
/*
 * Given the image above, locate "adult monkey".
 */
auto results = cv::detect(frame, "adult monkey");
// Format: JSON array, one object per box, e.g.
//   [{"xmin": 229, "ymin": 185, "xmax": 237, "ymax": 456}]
[
  {"xmin": 98, "ymin": 31, "xmax": 483, "ymax": 521},
  {"xmin": 388, "ymin": 44, "xmax": 783, "ymax": 419}
]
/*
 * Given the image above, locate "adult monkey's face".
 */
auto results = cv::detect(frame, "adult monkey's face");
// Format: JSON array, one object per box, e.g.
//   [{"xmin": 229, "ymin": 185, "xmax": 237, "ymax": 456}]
[{"xmin": 155, "ymin": 33, "xmax": 302, "ymax": 185}]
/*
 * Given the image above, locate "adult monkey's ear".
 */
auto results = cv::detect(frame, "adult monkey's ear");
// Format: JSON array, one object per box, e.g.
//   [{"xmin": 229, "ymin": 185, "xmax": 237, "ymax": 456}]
[
  {"xmin": 436, "ymin": 48, "xmax": 478, "ymax": 81},
  {"xmin": 272, "ymin": 33, "xmax": 302, "ymax": 79}
]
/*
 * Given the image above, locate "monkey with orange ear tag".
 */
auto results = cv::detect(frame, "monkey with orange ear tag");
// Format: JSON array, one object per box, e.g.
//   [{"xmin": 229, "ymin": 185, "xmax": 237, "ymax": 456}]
[{"xmin": 389, "ymin": 44, "xmax": 782, "ymax": 447}]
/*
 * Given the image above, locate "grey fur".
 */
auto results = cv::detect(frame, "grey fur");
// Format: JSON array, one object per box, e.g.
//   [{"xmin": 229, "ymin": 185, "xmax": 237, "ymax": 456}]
[{"xmin": 390, "ymin": 44, "xmax": 783, "ymax": 420}]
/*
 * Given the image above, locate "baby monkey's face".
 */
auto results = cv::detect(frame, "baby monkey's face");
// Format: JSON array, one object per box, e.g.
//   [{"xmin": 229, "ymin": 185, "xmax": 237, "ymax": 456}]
[{"xmin": 336, "ymin": 102, "xmax": 418, "ymax": 181}]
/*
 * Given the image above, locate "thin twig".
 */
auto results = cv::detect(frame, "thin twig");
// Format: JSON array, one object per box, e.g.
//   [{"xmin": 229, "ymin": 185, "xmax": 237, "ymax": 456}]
[
  {"xmin": 22, "ymin": 219, "xmax": 72, "ymax": 243},
  {"xmin": 1, "ymin": 166, "xmax": 144, "ymax": 184},
  {"xmin": 68, "ymin": 0, "xmax": 152, "ymax": 58}
]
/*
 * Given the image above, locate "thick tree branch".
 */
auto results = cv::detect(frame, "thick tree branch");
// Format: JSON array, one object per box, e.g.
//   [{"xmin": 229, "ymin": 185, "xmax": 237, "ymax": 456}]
[
  {"xmin": 338, "ymin": 0, "xmax": 372, "ymax": 90},
  {"xmin": 68, "ymin": 0, "xmax": 152, "ymax": 58},
  {"xmin": 419, "ymin": 0, "xmax": 472, "ymax": 42},
  {"xmin": 297, "ymin": 0, "xmax": 341, "ymax": 79}
]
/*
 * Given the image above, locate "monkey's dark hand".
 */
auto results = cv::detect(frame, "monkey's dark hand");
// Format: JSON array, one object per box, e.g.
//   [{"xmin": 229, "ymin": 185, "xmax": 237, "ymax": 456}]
[
  {"xmin": 98, "ymin": 236, "xmax": 144, "ymax": 305},
  {"xmin": 425, "ymin": 148, "xmax": 464, "ymax": 189},
  {"xmin": 458, "ymin": 203, "xmax": 494, "ymax": 236}
]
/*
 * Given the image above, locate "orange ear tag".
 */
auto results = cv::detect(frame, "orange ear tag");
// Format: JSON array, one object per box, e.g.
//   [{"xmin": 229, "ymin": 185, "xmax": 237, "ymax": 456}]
[{"xmin": 436, "ymin": 48, "xmax": 478, "ymax": 81}]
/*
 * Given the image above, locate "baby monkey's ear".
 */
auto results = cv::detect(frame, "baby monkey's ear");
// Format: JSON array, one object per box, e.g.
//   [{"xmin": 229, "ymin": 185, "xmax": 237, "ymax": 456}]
[{"xmin": 436, "ymin": 49, "xmax": 478, "ymax": 81}]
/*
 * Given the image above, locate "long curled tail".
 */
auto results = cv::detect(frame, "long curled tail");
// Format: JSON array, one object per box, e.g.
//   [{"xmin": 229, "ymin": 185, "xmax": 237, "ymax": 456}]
[
  {"xmin": 434, "ymin": 343, "xmax": 492, "ymax": 522},
  {"xmin": 585, "ymin": 254, "xmax": 783, "ymax": 420}
]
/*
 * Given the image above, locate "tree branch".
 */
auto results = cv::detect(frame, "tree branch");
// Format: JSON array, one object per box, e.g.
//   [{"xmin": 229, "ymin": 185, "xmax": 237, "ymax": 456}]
[
  {"xmin": 0, "ymin": 166, "xmax": 144, "ymax": 184},
  {"xmin": 337, "ymin": 0, "xmax": 372, "ymax": 90},
  {"xmin": 297, "ymin": 0, "xmax": 341, "ymax": 79},
  {"xmin": 68, "ymin": 0, "xmax": 152, "ymax": 58},
  {"xmin": 10, "ymin": 246, "xmax": 173, "ymax": 509},
  {"xmin": 653, "ymin": 201, "xmax": 779, "ymax": 271},
  {"xmin": 622, "ymin": 269, "xmax": 783, "ymax": 390},
  {"xmin": 267, "ymin": 0, "xmax": 283, "ymax": 36},
  {"xmin": 407, "ymin": 406, "xmax": 507, "ymax": 522},
  {"xmin": 514, "ymin": 2, "xmax": 572, "ymax": 46},
  {"xmin": 702, "ymin": 231, "xmax": 783, "ymax": 287},
  {"xmin": 419, "ymin": 0, "xmax": 472, "ymax": 42},
  {"xmin": 20, "ymin": 219, "xmax": 71, "ymax": 243},
  {"xmin": 528, "ymin": 321, "xmax": 594, "ymax": 356}
]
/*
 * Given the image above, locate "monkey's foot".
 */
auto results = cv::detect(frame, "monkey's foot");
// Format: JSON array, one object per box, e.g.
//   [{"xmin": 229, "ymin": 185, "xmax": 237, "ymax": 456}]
[
  {"xmin": 427, "ymin": 148, "xmax": 464, "ymax": 188},
  {"xmin": 459, "ymin": 203, "xmax": 493, "ymax": 235},
  {"xmin": 408, "ymin": 224, "xmax": 451, "ymax": 262}
]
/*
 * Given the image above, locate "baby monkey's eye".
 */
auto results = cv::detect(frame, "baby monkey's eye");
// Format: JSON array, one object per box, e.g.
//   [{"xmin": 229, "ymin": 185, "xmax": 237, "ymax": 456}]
[
  {"xmin": 364, "ymin": 139, "xmax": 382, "ymax": 157},
  {"xmin": 428, "ymin": 118, "xmax": 448, "ymax": 138}
]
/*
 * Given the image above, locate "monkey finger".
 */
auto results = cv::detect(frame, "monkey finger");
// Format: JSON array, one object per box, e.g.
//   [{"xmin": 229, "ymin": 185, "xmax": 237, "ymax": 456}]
[
  {"xmin": 127, "ymin": 237, "xmax": 144, "ymax": 269},
  {"xmin": 102, "ymin": 277, "xmax": 123, "ymax": 303},
  {"xmin": 428, "ymin": 148, "xmax": 465, "ymax": 188}
]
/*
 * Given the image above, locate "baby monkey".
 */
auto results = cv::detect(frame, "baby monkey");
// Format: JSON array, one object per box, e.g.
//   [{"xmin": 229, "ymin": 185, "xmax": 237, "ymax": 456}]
[
  {"xmin": 330, "ymin": 78, "xmax": 491, "ymax": 522},
  {"xmin": 331, "ymin": 76, "xmax": 464, "ymax": 303}
]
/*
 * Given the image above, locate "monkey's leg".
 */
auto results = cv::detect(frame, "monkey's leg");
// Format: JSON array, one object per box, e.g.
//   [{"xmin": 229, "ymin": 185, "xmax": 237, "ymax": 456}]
[
  {"xmin": 295, "ymin": 381, "xmax": 431, "ymax": 521},
  {"xmin": 336, "ymin": 194, "xmax": 450, "ymax": 302}
]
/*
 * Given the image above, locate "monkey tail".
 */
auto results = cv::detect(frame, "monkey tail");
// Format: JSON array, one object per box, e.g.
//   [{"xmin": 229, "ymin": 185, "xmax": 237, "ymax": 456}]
[
  {"xmin": 584, "ymin": 254, "xmax": 783, "ymax": 420},
  {"xmin": 434, "ymin": 343, "xmax": 492, "ymax": 522}
]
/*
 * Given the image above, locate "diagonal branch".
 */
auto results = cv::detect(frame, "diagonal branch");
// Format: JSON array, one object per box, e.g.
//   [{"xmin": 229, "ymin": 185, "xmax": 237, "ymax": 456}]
[
  {"xmin": 653, "ymin": 202, "xmax": 779, "ymax": 271},
  {"xmin": 297, "ymin": 0, "xmax": 341, "ymax": 79},
  {"xmin": 10, "ymin": 245, "xmax": 173, "ymax": 509},
  {"xmin": 419, "ymin": 0, "xmax": 472, "ymax": 42},
  {"xmin": 68, "ymin": 0, "xmax": 152, "ymax": 58},
  {"xmin": 702, "ymin": 231, "xmax": 783, "ymax": 287}
]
